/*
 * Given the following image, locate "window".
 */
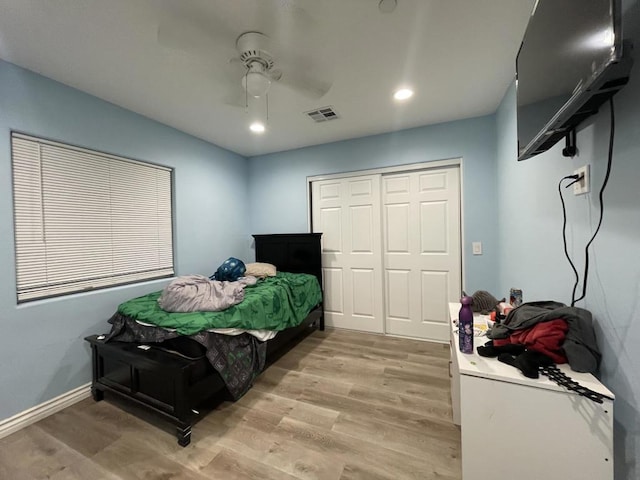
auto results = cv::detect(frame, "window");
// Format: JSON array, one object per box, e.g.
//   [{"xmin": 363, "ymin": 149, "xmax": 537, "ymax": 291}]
[{"xmin": 11, "ymin": 132, "xmax": 174, "ymax": 302}]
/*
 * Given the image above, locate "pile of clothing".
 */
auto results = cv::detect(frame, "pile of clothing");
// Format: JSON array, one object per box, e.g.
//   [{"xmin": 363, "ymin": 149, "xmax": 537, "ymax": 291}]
[{"xmin": 480, "ymin": 301, "xmax": 601, "ymax": 378}]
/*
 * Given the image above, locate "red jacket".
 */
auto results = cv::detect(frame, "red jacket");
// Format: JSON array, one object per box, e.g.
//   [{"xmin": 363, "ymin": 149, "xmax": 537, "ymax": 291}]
[{"xmin": 493, "ymin": 319, "xmax": 569, "ymax": 364}]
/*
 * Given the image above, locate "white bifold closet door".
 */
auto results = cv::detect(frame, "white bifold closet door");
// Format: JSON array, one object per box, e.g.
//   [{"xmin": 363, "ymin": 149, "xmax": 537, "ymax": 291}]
[
  {"xmin": 382, "ymin": 167, "xmax": 461, "ymax": 341},
  {"xmin": 311, "ymin": 166, "xmax": 461, "ymax": 341},
  {"xmin": 311, "ymin": 174, "xmax": 384, "ymax": 333}
]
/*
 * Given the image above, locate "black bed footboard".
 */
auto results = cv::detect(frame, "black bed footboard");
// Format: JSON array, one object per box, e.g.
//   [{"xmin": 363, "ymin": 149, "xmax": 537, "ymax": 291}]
[
  {"xmin": 85, "ymin": 334, "xmax": 226, "ymax": 446},
  {"xmin": 85, "ymin": 304, "xmax": 322, "ymax": 446}
]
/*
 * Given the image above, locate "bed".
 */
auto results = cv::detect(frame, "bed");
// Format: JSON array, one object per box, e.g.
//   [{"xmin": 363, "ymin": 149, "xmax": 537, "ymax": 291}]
[{"xmin": 85, "ymin": 233, "xmax": 323, "ymax": 446}]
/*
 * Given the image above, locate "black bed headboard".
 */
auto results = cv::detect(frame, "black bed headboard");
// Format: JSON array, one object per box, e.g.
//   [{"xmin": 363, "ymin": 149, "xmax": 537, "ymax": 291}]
[{"xmin": 252, "ymin": 233, "xmax": 322, "ymax": 288}]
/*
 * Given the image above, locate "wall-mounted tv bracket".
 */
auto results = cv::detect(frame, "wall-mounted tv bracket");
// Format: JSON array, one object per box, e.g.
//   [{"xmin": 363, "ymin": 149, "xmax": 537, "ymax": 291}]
[{"xmin": 562, "ymin": 128, "xmax": 577, "ymax": 157}]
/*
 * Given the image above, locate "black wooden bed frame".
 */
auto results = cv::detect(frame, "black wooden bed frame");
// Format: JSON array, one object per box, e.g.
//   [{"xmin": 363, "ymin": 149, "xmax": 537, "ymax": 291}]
[{"xmin": 85, "ymin": 233, "xmax": 323, "ymax": 446}]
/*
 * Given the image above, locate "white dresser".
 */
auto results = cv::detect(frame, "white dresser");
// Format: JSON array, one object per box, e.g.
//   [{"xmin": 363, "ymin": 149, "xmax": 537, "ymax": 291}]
[{"xmin": 448, "ymin": 303, "xmax": 614, "ymax": 480}]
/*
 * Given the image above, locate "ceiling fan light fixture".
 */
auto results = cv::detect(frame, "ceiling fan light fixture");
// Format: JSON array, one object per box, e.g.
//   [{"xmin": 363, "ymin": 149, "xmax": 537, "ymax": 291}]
[
  {"xmin": 394, "ymin": 88, "xmax": 414, "ymax": 101},
  {"xmin": 242, "ymin": 71, "xmax": 271, "ymax": 98}
]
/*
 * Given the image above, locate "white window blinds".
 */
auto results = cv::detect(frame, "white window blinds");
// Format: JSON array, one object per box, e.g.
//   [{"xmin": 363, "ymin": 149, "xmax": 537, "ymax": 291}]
[{"xmin": 11, "ymin": 133, "xmax": 174, "ymax": 302}]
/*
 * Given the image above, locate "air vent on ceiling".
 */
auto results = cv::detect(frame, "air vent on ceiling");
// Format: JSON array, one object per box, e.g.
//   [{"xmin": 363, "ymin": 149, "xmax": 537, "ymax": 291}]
[{"xmin": 305, "ymin": 106, "xmax": 340, "ymax": 123}]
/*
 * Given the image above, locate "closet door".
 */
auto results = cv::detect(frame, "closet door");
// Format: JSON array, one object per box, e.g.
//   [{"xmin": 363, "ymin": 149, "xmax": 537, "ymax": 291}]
[
  {"xmin": 311, "ymin": 175, "xmax": 384, "ymax": 333},
  {"xmin": 382, "ymin": 167, "xmax": 461, "ymax": 341}
]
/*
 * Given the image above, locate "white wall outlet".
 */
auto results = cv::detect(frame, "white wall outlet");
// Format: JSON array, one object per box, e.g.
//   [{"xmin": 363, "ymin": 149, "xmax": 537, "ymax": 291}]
[
  {"xmin": 472, "ymin": 242, "xmax": 482, "ymax": 255},
  {"xmin": 574, "ymin": 165, "xmax": 590, "ymax": 195}
]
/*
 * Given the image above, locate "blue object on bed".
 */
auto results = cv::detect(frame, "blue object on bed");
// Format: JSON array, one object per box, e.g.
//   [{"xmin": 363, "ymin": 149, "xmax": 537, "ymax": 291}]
[{"xmin": 211, "ymin": 257, "xmax": 246, "ymax": 281}]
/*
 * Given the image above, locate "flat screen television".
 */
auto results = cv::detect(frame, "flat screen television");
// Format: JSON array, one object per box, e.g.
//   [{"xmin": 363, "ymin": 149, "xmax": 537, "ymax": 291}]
[{"xmin": 516, "ymin": 0, "xmax": 633, "ymax": 161}]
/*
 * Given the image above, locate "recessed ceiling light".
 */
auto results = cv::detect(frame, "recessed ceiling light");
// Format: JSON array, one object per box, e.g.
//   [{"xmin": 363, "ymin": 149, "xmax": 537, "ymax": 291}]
[
  {"xmin": 249, "ymin": 122, "xmax": 265, "ymax": 133},
  {"xmin": 394, "ymin": 88, "xmax": 414, "ymax": 101},
  {"xmin": 379, "ymin": 0, "xmax": 397, "ymax": 14}
]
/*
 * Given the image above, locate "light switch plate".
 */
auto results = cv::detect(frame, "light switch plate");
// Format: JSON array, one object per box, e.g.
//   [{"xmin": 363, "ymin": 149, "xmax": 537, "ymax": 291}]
[{"xmin": 472, "ymin": 242, "xmax": 482, "ymax": 255}]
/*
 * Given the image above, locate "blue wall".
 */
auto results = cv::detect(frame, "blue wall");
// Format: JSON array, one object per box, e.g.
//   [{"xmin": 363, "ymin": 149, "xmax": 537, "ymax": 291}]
[
  {"xmin": 495, "ymin": 3, "xmax": 640, "ymax": 477},
  {"xmin": 248, "ymin": 116, "xmax": 499, "ymax": 294},
  {"xmin": 0, "ymin": 60, "xmax": 250, "ymax": 421}
]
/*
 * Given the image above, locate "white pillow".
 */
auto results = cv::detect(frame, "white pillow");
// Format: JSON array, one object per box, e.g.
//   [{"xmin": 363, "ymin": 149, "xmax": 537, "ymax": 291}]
[{"xmin": 245, "ymin": 262, "xmax": 277, "ymax": 278}]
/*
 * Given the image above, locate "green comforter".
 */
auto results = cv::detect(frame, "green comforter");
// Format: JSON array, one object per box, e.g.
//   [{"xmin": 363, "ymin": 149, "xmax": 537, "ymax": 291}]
[{"xmin": 117, "ymin": 272, "xmax": 322, "ymax": 335}]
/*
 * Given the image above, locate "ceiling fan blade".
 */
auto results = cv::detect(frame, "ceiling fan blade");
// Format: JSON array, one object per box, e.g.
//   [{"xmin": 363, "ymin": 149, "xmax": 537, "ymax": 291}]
[
  {"xmin": 261, "ymin": 32, "xmax": 332, "ymax": 100},
  {"xmin": 255, "ymin": 0, "xmax": 316, "ymax": 37},
  {"xmin": 157, "ymin": 21, "xmax": 214, "ymax": 57},
  {"xmin": 276, "ymin": 71, "xmax": 332, "ymax": 99},
  {"xmin": 156, "ymin": 2, "xmax": 236, "ymax": 59},
  {"xmin": 223, "ymin": 88, "xmax": 249, "ymax": 108}
]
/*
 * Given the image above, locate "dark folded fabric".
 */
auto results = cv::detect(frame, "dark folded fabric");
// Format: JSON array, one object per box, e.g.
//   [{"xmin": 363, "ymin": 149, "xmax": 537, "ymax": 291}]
[
  {"xmin": 497, "ymin": 350, "xmax": 554, "ymax": 379},
  {"xmin": 477, "ymin": 342, "xmax": 525, "ymax": 357}
]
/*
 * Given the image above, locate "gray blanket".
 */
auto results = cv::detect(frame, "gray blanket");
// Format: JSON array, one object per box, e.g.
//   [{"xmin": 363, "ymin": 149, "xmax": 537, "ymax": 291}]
[{"xmin": 158, "ymin": 275, "xmax": 256, "ymax": 313}]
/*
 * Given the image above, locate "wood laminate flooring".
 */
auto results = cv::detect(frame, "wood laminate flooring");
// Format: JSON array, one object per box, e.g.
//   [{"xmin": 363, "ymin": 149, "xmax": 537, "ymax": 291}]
[{"xmin": 0, "ymin": 328, "xmax": 461, "ymax": 480}]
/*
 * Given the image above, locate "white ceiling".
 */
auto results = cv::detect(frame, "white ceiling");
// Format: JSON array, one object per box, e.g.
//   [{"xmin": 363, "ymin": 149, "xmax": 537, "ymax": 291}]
[{"xmin": 0, "ymin": 0, "xmax": 535, "ymax": 157}]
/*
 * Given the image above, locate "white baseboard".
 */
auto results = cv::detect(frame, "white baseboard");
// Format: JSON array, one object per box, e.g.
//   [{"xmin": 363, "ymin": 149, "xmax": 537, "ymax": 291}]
[{"xmin": 0, "ymin": 383, "xmax": 91, "ymax": 440}]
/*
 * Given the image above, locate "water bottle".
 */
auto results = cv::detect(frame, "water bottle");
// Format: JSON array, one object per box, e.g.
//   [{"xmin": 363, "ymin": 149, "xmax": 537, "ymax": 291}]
[{"xmin": 459, "ymin": 295, "xmax": 474, "ymax": 354}]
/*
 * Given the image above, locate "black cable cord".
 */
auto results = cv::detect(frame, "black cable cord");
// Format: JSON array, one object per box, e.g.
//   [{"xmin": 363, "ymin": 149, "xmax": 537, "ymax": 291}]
[
  {"xmin": 558, "ymin": 175, "xmax": 581, "ymax": 304},
  {"xmin": 573, "ymin": 98, "xmax": 616, "ymax": 306}
]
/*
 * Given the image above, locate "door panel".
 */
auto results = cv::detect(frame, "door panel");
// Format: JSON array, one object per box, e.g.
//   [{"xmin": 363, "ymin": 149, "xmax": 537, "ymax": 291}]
[
  {"xmin": 350, "ymin": 205, "xmax": 374, "ymax": 252},
  {"xmin": 383, "ymin": 167, "xmax": 461, "ymax": 341},
  {"xmin": 323, "ymin": 267, "xmax": 344, "ymax": 314},
  {"xmin": 421, "ymin": 270, "xmax": 450, "ymax": 338},
  {"xmin": 385, "ymin": 203, "xmax": 410, "ymax": 252},
  {"xmin": 312, "ymin": 175, "xmax": 384, "ymax": 333},
  {"xmin": 320, "ymin": 208, "xmax": 342, "ymax": 252},
  {"xmin": 386, "ymin": 269, "xmax": 411, "ymax": 320},
  {"xmin": 420, "ymin": 201, "xmax": 448, "ymax": 252},
  {"xmin": 352, "ymin": 268, "xmax": 375, "ymax": 317}
]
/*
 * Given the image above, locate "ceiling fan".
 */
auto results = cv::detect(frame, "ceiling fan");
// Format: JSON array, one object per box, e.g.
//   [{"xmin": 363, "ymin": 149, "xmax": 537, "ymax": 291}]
[
  {"xmin": 235, "ymin": 31, "xmax": 333, "ymax": 105},
  {"xmin": 156, "ymin": 8, "xmax": 332, "ymax": 106},
  {"xmin": 237, "ymin": 32, "xmax": 277, "ymax": 98}
]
